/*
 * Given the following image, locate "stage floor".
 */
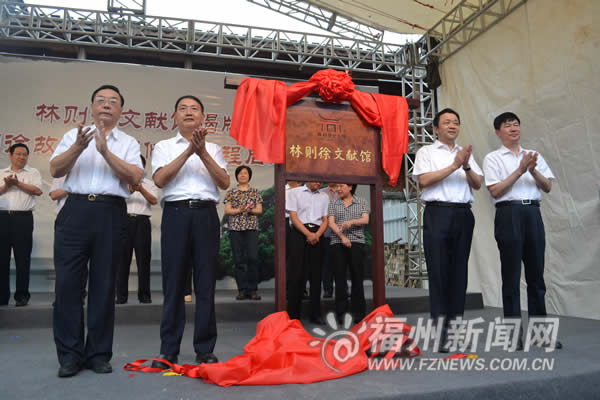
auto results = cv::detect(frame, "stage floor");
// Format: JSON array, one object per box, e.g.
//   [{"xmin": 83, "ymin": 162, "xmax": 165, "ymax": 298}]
[{"xmin": 1, "ymin": 301, "xmax": 598, "ymax": 400}]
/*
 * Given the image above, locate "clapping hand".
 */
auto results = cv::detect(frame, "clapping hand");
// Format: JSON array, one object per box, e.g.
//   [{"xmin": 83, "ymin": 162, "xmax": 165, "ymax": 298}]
[
  {"xmin": 4, "ymin": 174, "xmax": 18, "ymax": 187},
  {"xmin": 462, "ymin": 145, "xmax": 473, "ymax": 169},
  {"xmin": 527, "ymin": 152, "xmax": 538, "ymax": 173},
  {"xmin": 74, "ymin": 123, "xmax": 94, "ymax": 151},
  {"xmin": 519, "ymin": 152, "xmax": 537, "ymax": 174},
  {"xmin": 453, "ymin": 146, "xmax": 470, "ymax": 169},
  {"xmin": 190, "ymin": 127, "xmax": 209, "ymax": 156}
]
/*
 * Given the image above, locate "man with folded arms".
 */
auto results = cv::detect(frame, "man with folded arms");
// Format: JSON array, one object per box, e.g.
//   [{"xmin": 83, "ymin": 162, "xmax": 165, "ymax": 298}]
[
  {"xmin": 151, "ymin": 95, "xmax": 229, "ymax": 368},
  {"xmin": 413, "ymin": 108, "xmax": 483, "ymax": 352},
  {"xmin": 0, "ymin": 143, "xmax": 42, "ymax": 307},
  {"xmin": 50, "ymin": 85, "xmax": 144, "ymax": 378},
  {"xmin": 483, "ymin": 112, "xmax": 562, "ymax": 350}
]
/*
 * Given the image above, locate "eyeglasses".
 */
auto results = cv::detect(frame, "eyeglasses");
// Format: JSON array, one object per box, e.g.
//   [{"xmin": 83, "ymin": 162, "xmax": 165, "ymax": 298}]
[
  {"xmin": 94, "ymin": 96, "xmax": 120, "ymax": 106},
  {"xmin": 177, "ymin": 105, "xmax": 202, "ymax": 113}
]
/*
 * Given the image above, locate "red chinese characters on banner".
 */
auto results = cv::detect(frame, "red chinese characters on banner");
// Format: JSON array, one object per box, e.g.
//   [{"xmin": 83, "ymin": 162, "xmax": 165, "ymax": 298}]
[
  {"xmin": 204, "ymin": 113, "xmax": 219, "ymax": 134},
  {"xmin": 170, "ymin": 111, "xmax": 178, "ymax": 131},
  {"xmin": 119, "ymin": 109, "xmax": 142, "ymax": 129},
  {"xmin": 31, "ymin": 105, "xmax": 233, "ymax": 134},
  {"xmin": 142, "ymin": 141, "xmax": 155, "ymax": 160},
  {"xmin": 222, "ymin": 145, "xmax": 242, "ymax": 166},
  {"xmin": 63, "ymin": 106, "xmax": 89, "ymax": 125},
  {"xmin": 222, "ymin": 146, "xmax": 264, "ymax": 166},
  {"xmin": 144, "ymin": 112, "xmax": 169, "ymax": 131},
  {"xmin": 32, "ymin": 136, "xmax": 58, "ymax": 155},
  {"xmin": 222, "ymin": 115, "xmax": 232, "ymax": 132},
  {"xmin": 35, "ymin": 104, "xmax": 61, "ymax": 123},
  {"xmin": 2, "ymin": 134, "xmax": 31, "ymax": 153},
  {"xmin": 245, "ymin": 150, "xmax": 264, "ymax": 165}
]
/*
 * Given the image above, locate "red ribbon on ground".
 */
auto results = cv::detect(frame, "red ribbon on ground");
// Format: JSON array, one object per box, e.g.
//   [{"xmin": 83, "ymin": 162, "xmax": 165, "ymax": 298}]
[
  {"xmin": 123, "ymin": 305, "xmax": 474, "ymax": 386},
  {"xmin": 230, "ymin": 69, "xmax": 409, "ymax": 186}
]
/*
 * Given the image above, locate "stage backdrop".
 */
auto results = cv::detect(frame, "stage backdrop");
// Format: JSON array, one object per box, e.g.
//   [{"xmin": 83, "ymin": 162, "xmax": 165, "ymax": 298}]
[
  {"xmin": 438, "ymin": 0, "xmax": 600, "ymax": 319},
  {"xmin": 0, "ymin": 54, "xmax": 274, "ymax": 265},
  {"xmin": 0, "ymin": 55, "xmax": 377, "ymax": 287}
]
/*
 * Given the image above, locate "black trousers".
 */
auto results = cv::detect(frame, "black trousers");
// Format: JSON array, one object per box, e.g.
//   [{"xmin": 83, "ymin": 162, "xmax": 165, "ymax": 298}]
[
  {"xmin": 116, "ymin": 215, "xmax": 152, "ymax": 301},
  {"xmin": 53, "ymin": 196, "xmax": 126, "ymax": 366},
  {"xmin": 332, "ymin": 243, "xmax": 366, "ymax": 321},
  {"xmin": 159, "ymin": 204, "xmax": 219, "ymax": 356},
  {"xmin": 0, "ymin": 211, "xmax": 33, "ymax": 305},
  {"xmin": 287, "ymin": 225, "xmax": 323, "ymax": 320},
  {"xmin": 229, "ymin": 230, "xmax": 259, "ymax": 294},
  {"xmin": 321, "ymin": 236, "xmax": 334, "ymax": 294},
  {"xmin": 495, "ymin": 204, "xmax": 547, "ymax": 318},
  {"xmin": 184, "ymin": 263, "xmax": 193, "ymax": 296},
  {"xmin": 423, "ymin": 204, "xmax": 474, "ymax": 323}
]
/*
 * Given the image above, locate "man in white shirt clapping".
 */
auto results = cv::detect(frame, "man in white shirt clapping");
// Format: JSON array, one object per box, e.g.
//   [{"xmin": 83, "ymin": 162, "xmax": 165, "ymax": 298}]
[
  {"xmin": 0, "ymin": 143, "xmax": 42, "ymax": 307},
  {"xmin": 50, "ymin": 85, "xmax": 144, "ymax": 378},
  {"xmin": 413, "ymin": 108, "xmax": 483, "ymax": 352}
]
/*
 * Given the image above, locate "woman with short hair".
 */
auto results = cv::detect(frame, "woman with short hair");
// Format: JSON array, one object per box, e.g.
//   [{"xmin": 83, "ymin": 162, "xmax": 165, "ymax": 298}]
[{"xmin": 224, "ymin": 165, "xmax": 263, "ymax": 300}]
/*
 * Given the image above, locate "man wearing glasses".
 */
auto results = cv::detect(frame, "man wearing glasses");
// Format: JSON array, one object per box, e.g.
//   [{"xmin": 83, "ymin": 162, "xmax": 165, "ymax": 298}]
[
  {"xmin": 150, "ymin": 95, "xmax": 229, "ymax": 369},
  {"xmin": 50, "ymin": 85, "xmax": 144, "ymax": 378}
]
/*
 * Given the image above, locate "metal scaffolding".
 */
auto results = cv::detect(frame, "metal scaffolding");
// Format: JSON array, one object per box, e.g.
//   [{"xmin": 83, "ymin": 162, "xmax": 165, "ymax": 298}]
[
  {"xmin": 402, "ymin": 65, "xmax": 436, "ymax": 288},
  {"xmin": 0, "ymin": 1, "xmax": 411, "ymax": 76},
  {"xmin": 246, "ymin": 0, "xmax": 384, "ymax": 42},
  {"xmin": 107, "ymin": 0, "xmax": 146, "ymax": 16},
  {"xmin": 416, "ymin": 0, "xmax": 528, "ymax": 63}
]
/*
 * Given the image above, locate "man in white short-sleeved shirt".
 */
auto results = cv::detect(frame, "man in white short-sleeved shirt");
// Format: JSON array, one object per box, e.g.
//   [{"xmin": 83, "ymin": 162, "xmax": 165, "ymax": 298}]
[
  {"xmin": 286, "ymin": 182, "xmax": 329, "ymax": 325},
  {"xmin": 0, "ymin": 143, "xmax": 42, "ymax": 307},
  {"xmin": 150, "ymin": 95, "xmax": 229, "ymax": 369},
  {"xmin": 50, "ymin": 85, "xmax": 144, "ymax": 378},
  {"xmin": 483, "ymin": 111, "xmax": 561, "ymax": 350},
  {"xmin": 413, "ymin": 108, "xmax": 483, "ymax": 352}
]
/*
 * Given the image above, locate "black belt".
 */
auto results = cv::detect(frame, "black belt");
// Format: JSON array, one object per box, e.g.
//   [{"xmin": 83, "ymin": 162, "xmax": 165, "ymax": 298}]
[
  {"xmin": 426, "ymin": 201, "xmax": 471, "ymax": 209},
  {"xmin": 70, "ymin": 193, "xmax": 124, "ymax": 204},
  {"xmin": 0, "ymin": 210, "xmax": 32, "ymax": 215},
  {"xmin": 165, "ymin": 199, "xmax": 216, "ymax": 208},
  {"xmin": 496, "ymin": 200, "xmax": 540, "ymax": 208},
  {"xmin": 303, "ymin": 223, "xmax": 320, "ymax": 232},
  {"xmin": 128, "ymin": 213, "xmax": 150, "ymax": 218}
]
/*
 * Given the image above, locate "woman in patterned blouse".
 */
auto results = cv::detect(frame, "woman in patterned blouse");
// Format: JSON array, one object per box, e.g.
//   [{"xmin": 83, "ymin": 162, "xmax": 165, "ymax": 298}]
[
  {"xmin": 224, "ymin": 165, "xmax": 263, "ymax": 300},
  {"xmin": 327, "ymin": 184, "xmax": 370, "ymax": 323}
]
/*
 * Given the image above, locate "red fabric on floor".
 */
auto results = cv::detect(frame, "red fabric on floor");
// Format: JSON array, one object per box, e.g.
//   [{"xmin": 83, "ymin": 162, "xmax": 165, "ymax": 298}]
[{"xmin": 124, "ymin": 304, "xmax": 421, "ymax": 386}]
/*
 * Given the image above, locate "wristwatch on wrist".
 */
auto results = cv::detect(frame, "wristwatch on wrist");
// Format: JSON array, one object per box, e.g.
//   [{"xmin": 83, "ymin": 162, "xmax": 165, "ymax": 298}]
[{"xmin": 463, "ymin": 166, "xmax": 471, "ymax": 171}]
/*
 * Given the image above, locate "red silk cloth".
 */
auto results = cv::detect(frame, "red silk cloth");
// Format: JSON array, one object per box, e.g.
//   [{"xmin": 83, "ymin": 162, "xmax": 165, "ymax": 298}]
[
  {"xmin": 230, "ymin": 69, "xmax": 409, "ymax": 186},
  {"xmin": 125, "ymin": 305, "xmax": 422, "ymax": 386}
]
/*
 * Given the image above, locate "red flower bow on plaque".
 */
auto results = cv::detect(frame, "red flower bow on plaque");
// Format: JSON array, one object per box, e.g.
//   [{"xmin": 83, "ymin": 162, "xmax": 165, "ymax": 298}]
[
  {"xmin": 230, "ymin": 68, "xmax": 409, "ymax": 186},
  {"xmin": 309, "ymin": 69, "xmax": 355, "ymax": 103}
]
